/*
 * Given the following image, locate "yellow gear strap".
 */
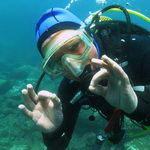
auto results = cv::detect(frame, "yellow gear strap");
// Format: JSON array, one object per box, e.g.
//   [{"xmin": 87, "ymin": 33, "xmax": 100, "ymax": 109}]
[{"xmin": 99, "ymin": 16, "xmax": 112, "ymax": 21}]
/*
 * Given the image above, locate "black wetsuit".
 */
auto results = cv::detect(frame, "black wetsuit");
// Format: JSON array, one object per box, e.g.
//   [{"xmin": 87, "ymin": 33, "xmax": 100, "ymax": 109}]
[{"xmin": 42, "ymin": 23, "xmax": 150, "ymax": 150}]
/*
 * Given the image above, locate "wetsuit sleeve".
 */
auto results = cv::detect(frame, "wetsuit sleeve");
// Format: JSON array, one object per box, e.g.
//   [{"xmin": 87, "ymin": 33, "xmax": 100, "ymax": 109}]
[
  {"xmin": 42, "ymin": 78, "xmax": 81, "ymax": 150},
  {"xmin": 125, "ymin": 35, "xmax": 150, "ymax": 125},
  {"xmin": 126, "ymin": 34, "xmax": 150, "ymax": 84},
  {"xmin": 126, "ymin": 85, "xmax": 150, "ymax": 125}
]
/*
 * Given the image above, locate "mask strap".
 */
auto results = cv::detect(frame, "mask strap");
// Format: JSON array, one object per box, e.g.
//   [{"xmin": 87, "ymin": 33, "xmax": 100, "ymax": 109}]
[
  {"xmin": 34, "ymin": 72, "xmax": 46, "ymax": 93},
  {"xmin": 91, "ymin": 33, "xmax": 101, "ymax": 59}
]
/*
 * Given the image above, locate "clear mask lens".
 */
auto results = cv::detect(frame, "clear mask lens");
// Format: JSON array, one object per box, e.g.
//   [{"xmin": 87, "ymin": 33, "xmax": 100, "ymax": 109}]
[
  {"xmin": 43, "ymin": 57, "xmax": 63, "ymax": 76},
  {"xmin": 61, "ymin": 41, "xmax": 92, "ymax": 77},
  {"xmin": 42, "ymin": 31, "xmax": 93, "ymax": 77}
]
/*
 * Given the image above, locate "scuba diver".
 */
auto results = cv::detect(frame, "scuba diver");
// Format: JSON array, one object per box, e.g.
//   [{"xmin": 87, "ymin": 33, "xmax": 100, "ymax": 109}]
[{"xmin": 18, "ymin": 5, "xmax": 150, "ymax": 150}]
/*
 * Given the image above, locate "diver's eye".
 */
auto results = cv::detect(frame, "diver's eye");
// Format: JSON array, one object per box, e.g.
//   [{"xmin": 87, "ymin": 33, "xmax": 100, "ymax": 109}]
[
  {"xmin": 68, "ymin": 41, "xmax": 81, "ymax": 51},
  {"xmin": 59, "ymin": 37, "xmax": 85, "ymax": 55},
  {"xmin": 65, "ymin": 38, "xmax": 83, "ymax": 51}
]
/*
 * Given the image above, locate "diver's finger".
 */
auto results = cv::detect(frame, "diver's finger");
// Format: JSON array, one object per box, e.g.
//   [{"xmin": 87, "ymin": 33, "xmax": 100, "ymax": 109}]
[
  {"xmin": 27, "ymin": 84, "xmax": 38, "ymax": 104},
  {"xmin": 89, "ymin": 85, "xmax": 107, "ymax": 97},
  {"xmin": 18, "ymin": 104, "xmax": 33, "ymax": 118},
  {"xmin": 49, "ymin": 93, "xmax": 61, "ymax": 107},
  {"xmin": 91, "ymin": 58, "xmax": 109, "ymax": 70},
  {"xmin": 112, "ymin": 63, "xmax": 129, "ymax": 84},
  {"xmin": 22, "ymin": 89, "xmax": 35, "ymax": 110},
  {"xmin": 101, "ymin": 55, "xmax": 129, "ymax": 83},
  {"xmin": 101, "ymin": 55, "xmax": 119, "ymax": 70},
  {"xmin": 90, "ymin": 68, "xmax": 109, "ymax": 87},
  {"xmin": 38, "ymin": 91, "xmax": 51, "ymax": 108}
]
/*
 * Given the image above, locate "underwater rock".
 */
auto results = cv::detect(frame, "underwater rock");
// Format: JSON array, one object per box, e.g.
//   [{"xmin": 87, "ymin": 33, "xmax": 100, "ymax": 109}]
[
  {"xmin": 9, "ymin": 65, "xmax": 33, "ymax": 80},
  {"xmin": 0, "ymin": 138, "xmax": 11, "ymax": 148},
  {"xmin": 6, "ymin": 82, "xmax": 24, "ymax": 98},
  {"xmin": 7, "ymin": 64, "xmax": 40, "ymax": 83},
  {"xmin": 10, "ymin": 144, "xmax": 31, "ymax": 150},
  {"xmin": 0, "ymin": 78, "xmax": 13, "ymax": 94}
]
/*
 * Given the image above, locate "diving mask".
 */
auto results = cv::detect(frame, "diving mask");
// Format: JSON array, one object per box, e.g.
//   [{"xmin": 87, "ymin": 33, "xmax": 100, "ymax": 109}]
[{"xmin": 42, "ymin": 30, "xmax": 93, "ymax": 78}]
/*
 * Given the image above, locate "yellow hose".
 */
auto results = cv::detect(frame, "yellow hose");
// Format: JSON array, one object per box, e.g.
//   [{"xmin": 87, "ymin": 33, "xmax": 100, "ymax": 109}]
[{"xmin": 107, "ymin": 8, "xmax": 150, "ymax": 23}]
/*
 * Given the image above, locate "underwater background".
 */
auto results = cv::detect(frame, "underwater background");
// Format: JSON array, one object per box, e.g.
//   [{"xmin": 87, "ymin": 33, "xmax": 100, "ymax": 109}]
[{"xmin": 0, "ymin": 0, "xmax": 149, "ymax": 149}]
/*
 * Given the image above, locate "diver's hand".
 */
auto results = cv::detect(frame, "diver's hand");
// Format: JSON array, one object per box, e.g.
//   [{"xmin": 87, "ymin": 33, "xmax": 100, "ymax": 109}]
[
  {"xmin": 89, "ymin": 55, "xmax": 138, "ymax": 114},
  {"xmin": 18, "ymin": 84, "xmax": 63, "ymax": 133}
]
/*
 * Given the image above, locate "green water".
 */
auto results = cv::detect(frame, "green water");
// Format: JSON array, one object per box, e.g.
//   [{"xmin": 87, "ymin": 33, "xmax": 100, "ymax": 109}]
[{"xmin": 0, "ymin": 0, "xmax": 149, "ymax": 149}]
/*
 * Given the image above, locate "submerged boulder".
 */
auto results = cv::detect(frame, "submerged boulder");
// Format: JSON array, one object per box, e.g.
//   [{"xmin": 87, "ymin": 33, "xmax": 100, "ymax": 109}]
[{"xmin": 0, "ymin": 78, "xmax": 13, "ymax": 94}]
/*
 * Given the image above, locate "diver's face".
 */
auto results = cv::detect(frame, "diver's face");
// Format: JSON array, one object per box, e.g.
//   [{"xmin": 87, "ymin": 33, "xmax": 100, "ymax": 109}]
[{"xmin": 41, "ymin": 29, "xmax": 98, "ymax": 81}]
